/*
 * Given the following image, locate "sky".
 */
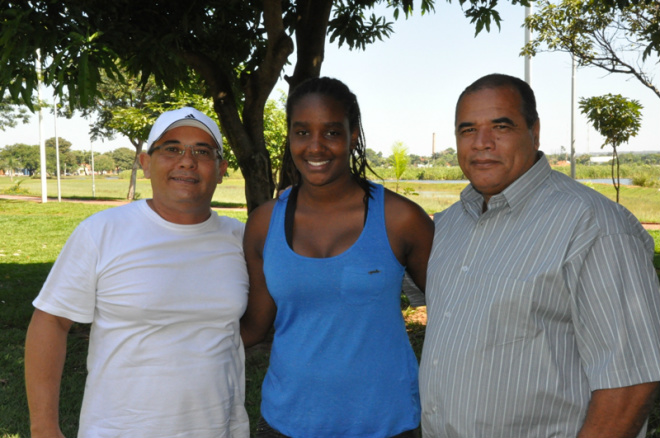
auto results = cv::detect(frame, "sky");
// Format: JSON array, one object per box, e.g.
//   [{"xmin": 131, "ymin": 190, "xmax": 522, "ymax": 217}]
[{"xmin": 1, "ymin": 2, "xmax": 659, "ymax": 158}]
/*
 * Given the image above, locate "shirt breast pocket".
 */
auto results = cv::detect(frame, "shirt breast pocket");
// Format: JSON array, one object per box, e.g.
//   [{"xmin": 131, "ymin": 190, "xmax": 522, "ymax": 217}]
[
  {"xmin": 466, "ymin": 273, "xmax": 537, "ymax": 348},
  {"xmin": 339, "ymin": 265, "xmax": 390, "ymax": 305}
]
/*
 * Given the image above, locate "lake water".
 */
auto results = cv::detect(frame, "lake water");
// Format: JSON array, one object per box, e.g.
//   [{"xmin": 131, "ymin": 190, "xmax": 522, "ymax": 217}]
[
  {"xmin": 399, "ymin": 178, "xmax": 633, "ymax": 185},
  {"xmin": 581, "ymin": 178, "xmax": 632, "ymax": 185}
]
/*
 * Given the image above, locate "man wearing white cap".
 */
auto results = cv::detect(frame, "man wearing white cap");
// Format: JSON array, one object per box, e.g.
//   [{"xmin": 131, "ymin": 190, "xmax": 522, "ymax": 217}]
[{"xmin": 25, "ymin": 107, "xmax": 250, "ymax": 437}]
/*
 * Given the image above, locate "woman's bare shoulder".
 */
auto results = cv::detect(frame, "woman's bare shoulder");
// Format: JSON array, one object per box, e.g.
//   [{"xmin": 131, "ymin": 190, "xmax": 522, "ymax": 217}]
[
  {"xmin": 244, "ymin": 198, "xmax": 278, "ymax": 241},
  {"xmin": 383, "ymin": 187, "xmax": 430, "ymax": 220}
]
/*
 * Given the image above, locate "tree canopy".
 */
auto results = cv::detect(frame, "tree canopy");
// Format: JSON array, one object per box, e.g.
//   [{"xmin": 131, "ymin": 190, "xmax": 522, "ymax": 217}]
[
  {"xmin": 2, "ymin": 0, "xmax": 535, "ymax": 211},
  {"xmin": 87, "ymin": 72, "xmax": 223, "ymax": 199},
  {"xmin": 523, "ymin": 0, "xmax": 660, "ymax": 99},
  {"xmin": 45, "ymin": 137, "xmax": 72, "ymax": 154},
  {"xmin": 93, "ymin": 154, "xmax": 115, "ymax": 174},
  {"xmin": 0, "ymin": 93, "xmax": 30, "ymax": 131},
  {"xmin": 579, "ymin": 93, "xmax": 643, "ymax": 202},
  {"xmin": 0, "ymin": 143, "xmax": 39, "ymax": 174},
  {"xmin": 111, "ymin": 147, "xmax": 137, "ymax": 172}
]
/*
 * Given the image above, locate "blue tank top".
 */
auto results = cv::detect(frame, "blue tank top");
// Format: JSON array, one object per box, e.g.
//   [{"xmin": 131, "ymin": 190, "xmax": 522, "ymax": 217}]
[{"xmin": 262, "ymin": 182, "xmax": 420, "ymax": 438}]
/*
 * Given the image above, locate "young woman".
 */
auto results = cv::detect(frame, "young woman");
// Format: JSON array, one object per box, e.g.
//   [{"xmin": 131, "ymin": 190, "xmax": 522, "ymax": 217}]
[{"xmin": 241, "ymin": 77, "xmax": 434, "ymax": 438}]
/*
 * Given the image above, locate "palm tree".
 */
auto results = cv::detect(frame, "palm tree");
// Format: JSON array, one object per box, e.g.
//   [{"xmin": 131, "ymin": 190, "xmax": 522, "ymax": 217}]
[
  {"xmin": 390, "ymin": 141, "xmax": 410, "ymax": 194},
  {"xmin": 2, "ymin": 154, "xmax": 21, "ymax": 181}
]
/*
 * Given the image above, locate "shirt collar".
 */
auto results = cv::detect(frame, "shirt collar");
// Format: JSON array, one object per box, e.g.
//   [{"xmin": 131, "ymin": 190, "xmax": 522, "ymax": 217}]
[{"xmin": 460, "ymin": 152, "xmax": 552, "ymax": 218}]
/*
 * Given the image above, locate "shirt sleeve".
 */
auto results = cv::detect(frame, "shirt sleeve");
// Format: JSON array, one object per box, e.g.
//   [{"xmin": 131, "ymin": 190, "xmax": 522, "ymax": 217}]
[
  {"xmin": 568, "ymin": 231, "xmax": 660, "ymax": 390},
  {"xmin": 32, "ymin": 221, "xmax": 99, "ymax": 323}
]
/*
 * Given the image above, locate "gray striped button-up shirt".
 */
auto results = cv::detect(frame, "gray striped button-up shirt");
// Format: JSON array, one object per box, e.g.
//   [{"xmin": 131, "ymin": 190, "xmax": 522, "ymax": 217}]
[{"xmin": 419, "ymin": 154, "xmax": 660, "ymax": 438}]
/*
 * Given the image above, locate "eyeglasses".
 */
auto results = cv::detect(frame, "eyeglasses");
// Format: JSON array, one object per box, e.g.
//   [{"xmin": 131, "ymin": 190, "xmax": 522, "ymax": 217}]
[{"xmin": 150, "ymin": 143, "xmax": 221, "ymax": 162}]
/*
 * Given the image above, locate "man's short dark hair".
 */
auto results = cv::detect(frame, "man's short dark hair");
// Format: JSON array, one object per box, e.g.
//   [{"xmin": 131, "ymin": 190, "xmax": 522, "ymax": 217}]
[{"xmin": 455, "ymin": 73, "xmax": 539, "ymax": 129}]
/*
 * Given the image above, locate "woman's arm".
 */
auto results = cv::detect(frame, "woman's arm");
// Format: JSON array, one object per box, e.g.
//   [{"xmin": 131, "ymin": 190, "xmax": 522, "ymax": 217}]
[
  {"xmin": 240, "ymin": 202, "xmax": 278, "ymax": 348},
  {"xmin": 384, "ymin": 190, "xmax": 435, "ymax": 292}
]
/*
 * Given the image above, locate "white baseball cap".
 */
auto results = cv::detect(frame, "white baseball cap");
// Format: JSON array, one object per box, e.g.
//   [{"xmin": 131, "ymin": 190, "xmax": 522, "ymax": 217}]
[{"xmin": 147, "ymin": 107, "xmax": 223, "ymax": 158}]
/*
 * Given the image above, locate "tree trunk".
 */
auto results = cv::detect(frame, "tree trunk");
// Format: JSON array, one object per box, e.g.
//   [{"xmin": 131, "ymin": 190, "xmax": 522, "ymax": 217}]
[
  {"xmin": 127, "ymin": 141, "xmax": 143, "ymax": 201},
  {"xmin": 239, "ymin": 143, "xmax": 276, "ymax": 212},
  {"xmin": 611, "ymin": 146, "xmax": 620, "ymax": 204},
  {"xmin": 287, "ymin": 0, "xmax": 334, "ymax": 90},
  {"xmin": 183, "ymin": 0, "xmax": 334, "ymax": 212},
  {"xmin": 184, "ymin": 1, "xmax": 296, "ymax": 213},
  {"xmin": 211, "ymin": 78, "xmax": 280, "ymax": 212},
  {"xmin": 278, "ymin": 0, "xmax": 334, "ymax": 191}
]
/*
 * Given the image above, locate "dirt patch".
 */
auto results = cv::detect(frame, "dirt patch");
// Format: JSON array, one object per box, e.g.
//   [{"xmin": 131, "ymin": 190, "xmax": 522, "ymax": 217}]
[
  {"xmin": 0, "ymin": 194, "xmax": 129, "ymax": 205},
  {"xmin": 404, "ymin": 306, "xmax": 427, "ymax": 325}
]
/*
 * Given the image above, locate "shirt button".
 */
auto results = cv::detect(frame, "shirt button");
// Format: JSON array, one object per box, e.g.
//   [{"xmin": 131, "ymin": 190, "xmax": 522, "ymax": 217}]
[
  {"xmin": 461, "ymin": 266, "xmax": 469, "ymax": 273},
  {"xmin": 433, "ymin": 359, "xmax": 439, "ymax": 366},
  {"xmin": 444, "ymin": 311, "xmax": 451, "ymax": 318}
]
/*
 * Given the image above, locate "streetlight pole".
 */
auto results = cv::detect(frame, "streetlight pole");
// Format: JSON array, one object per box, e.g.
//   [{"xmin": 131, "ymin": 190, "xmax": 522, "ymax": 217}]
[
  {"xmin": 91, "ymin": 142, "xmax": 96, "ymax": 198},
  {"xmin": 570, "ymin": 56, "xmax": 577, "ymax": 179},
  {"xmin": 54, "ymin": 94, "xmax": 62, "ymax": 201},
  {"xmin": 36, "ymin": 49, "xmax": 48, "ymax": 203},
  {"xmin": 524, "ymin": 5, "xmax": 533, "ymax": 85}
]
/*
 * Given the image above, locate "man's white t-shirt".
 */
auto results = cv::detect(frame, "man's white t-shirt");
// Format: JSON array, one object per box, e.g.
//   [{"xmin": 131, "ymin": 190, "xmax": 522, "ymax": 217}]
[{"xmin": 34, "ymin": 200, "xmax": 249, "ymax": 438}]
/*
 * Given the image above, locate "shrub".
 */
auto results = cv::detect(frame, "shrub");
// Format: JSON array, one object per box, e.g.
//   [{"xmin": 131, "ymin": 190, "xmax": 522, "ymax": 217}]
[
  {"xmin": 2, "ymin": 179, "xmax": 30, "ymax": 195},
  {"xmin": 630, "ymin": 166, "xmax": 660, "ymax": 188},
  {"xmin": 373, "ymin": 166, "xmax": 465, "ymax": 181}
]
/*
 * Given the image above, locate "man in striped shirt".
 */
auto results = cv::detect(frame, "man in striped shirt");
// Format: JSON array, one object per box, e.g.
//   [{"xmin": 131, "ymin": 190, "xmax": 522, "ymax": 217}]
[{"xmin": 420, "ymin": 73, "xmax": 660, "ymax": 438}]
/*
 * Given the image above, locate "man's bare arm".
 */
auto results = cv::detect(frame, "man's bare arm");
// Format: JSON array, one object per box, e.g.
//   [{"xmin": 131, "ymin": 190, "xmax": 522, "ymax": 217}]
[
  {"xmin": 25, "ymin": 309, "xmax": 73, "ymax": 438},
  {"xmin": 577, "ymin": 382, "xmax": 660, "ymax": 438}
]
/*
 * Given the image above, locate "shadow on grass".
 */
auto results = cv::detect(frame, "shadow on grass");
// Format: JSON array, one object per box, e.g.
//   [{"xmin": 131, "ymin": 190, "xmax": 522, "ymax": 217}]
[
  {"xmin": 3, "ymin": 259, "xmax": 659, "ymax": 438},
  {"xmin": 56, "ymin": 195, "xmax": 125, "ymax": 202},
  {"xmin": 210, "ymin": 201, "xmax": 247, "ymax": 209},
  {"xmin": 0, "ymin": 262, "xmax": 53, "ymax": 330},
  {"xmin": 0, "ymin": 262, "xmax": 87, "ymax": 438}
]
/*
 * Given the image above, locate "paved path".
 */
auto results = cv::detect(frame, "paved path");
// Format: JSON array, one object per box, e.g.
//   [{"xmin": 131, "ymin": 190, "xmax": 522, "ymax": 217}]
[
  {"xmin": 0, "ymin": 194, "xmax": 129, "ymax": 205},
  {"xmin": 0, "ymin": 194, "xmax": 246, "ymax": 211}
]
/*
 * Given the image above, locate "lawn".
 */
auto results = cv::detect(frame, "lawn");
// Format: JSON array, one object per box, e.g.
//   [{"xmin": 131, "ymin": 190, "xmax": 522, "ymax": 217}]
[
  {"xmin": 379, "ymin": 179, "xmax": 660, "ymax": 222},
  {"xmin": 0, "ymin": 200, "xmax": 247, "ymax": 437},
  {"xmin": 1, "ymin": 179, "xmax": 660, "ymax": 437},
  {"xmin": 0, "ymin": 172, "xmax": 248, "ymax": 208},
  {"xmin": 2, "ymin": 173, "xmax": 660, "ymax": 222}
]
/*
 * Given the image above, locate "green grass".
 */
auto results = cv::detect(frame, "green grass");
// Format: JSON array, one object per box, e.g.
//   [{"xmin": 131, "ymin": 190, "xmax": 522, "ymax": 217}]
[
  {"xmin": 0, "ymin": 173, "xmax": 248, "ymax": 208},
  {"xmin": 378, "ymin": 179, "xmax": 660, "ymax": 221},
  {"xmin": 369, "ymin": 163, "xmax": 660, "ymax": 220},
  {"xmin": 380, "ymin": 181, "xmax": 467, "ymax": 216},
  {"xmin": 369, "ymin": 163, "xmax": 660, "ymax": 184},
  {"xmin": 580, "ymin": 182, "xmax": 660, "ymax": 224},
  {"xmin": 3, "ymin": 170, "xmax": 660, "ymax": 222},
  {"xmin": 1, "ymin": 182, "xmax": 660, "ymax": 437},
  {"xmin": 0, "ymin": 200, "xmax": 112, "ymax": 438},
  {"xmin": 0, "ymin": 199, "xmax": 246, "ymax": 438}
]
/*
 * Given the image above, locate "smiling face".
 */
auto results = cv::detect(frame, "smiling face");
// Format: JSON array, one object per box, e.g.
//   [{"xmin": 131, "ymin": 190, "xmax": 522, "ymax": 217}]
[
  {"xmin": 455, "ymin": 86, "xmax": 540, "ymax": 204},
  {"xmin": 288, "ymin": 93, "xmax": 358, "ymax": 188},
  {"xmin": 139, "ymin": 125, "xmax": 228, "ymax": 224}
]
